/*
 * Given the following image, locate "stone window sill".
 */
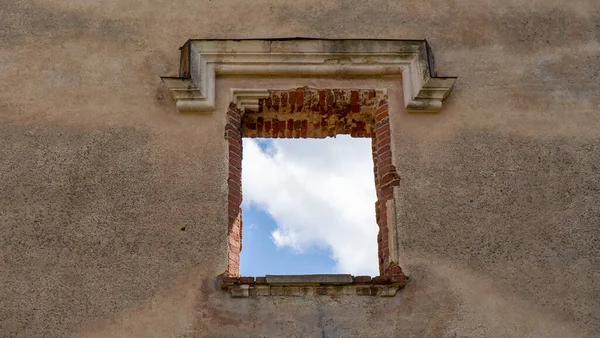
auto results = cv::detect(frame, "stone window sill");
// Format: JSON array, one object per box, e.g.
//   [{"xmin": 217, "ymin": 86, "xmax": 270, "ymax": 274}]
[{"xmin": 219, "ymin": 274, "xmax": 406, "ymax": 298}]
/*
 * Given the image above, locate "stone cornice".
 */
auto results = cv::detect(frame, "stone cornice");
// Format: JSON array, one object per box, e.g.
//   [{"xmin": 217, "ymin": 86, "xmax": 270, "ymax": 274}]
[{"xmin": 161, "ymin": 39, "xmax": 456, "ymax": 114}]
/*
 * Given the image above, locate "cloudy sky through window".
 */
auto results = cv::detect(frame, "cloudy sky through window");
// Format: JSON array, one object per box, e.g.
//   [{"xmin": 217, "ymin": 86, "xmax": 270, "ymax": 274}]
[{"xmin": 240, "ymin": 135, "xmax": 378, "ymax": 276}]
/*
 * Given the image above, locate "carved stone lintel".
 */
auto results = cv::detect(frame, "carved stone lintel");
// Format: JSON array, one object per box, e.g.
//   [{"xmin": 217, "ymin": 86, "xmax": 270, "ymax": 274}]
[{"xmin": 161, "ymin": 39, "xmax": 456, "ymax": 114}]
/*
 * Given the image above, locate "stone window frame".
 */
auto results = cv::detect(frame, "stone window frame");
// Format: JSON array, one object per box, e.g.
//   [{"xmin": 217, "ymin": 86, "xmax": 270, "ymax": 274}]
[{"xmin": 162, "ymin": 39, "xmax": 455, "ymax": 296}]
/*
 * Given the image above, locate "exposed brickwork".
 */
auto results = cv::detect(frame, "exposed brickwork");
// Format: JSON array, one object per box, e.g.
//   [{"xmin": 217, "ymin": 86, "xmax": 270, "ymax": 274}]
[
  {"xmin": 225, "ymin": 87, "xmax": 403, "ymax": 277},
  {"xmin": 371, "ymin": 101, "xmax": 402, "ymax": 275},
  {"xmin": 225, "ymin": 103, "xmax": 243, "ymax": 276},
  {"xmin": 354, "ymin": 276, "xmax": 373, "ymax": 284},
  {"xmin": 243, "ymin": 88, "xmax": 378, "ymax": 138}
]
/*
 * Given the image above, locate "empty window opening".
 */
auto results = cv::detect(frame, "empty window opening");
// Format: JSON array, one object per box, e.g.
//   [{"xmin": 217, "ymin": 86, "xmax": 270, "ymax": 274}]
[
  {"xmin": 240, "ymin": 136, "xmax": 378, "ymax": 276},
  {"xmin": 225, "ymin": 87, "xmax": 401, "ymax": 278}
]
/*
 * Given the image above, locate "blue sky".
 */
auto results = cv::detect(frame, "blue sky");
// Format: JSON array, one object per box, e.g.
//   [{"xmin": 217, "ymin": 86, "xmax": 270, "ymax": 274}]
[
  {"xmin": 240, "ymin": 203, "xmax": 337, "ymax": 275},
  {"xmin": 241, "ymin": 139, "xmax": 337, "ymax": 275},
  {"xmin": 239, "ymin": 136, "xmax": 378, "ymax": 276}
]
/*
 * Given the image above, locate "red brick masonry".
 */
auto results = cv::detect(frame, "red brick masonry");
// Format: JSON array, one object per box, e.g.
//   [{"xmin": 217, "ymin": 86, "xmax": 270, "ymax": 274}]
[{"xmin": 224, "ymin": 87, "xmax": 403, "ymax": 277}]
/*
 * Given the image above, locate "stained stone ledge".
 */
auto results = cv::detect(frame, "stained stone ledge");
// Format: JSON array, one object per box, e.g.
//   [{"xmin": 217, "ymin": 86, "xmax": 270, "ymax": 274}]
[
  {"xmin": 219, "ymin": 274, "xmax": 406, "ymax": 298},
  {"xmin": 265, "ymin": 274, "xmax": 354, "ymax": 285}
]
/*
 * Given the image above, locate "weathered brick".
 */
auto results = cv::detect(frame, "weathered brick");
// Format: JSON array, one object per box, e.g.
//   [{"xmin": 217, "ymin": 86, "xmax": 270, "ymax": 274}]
[
  {"xmin": 228, "ymin": 136, "xmax": 242, "ymax": 149},
  {"xmin": 228, "ymin": 209, "xmax": 240, "ymax": 222},
  {"xmin": 386, "ymin": 263, "xmax": 404, "ymax": 276},
  {"xmin": 257, "ymin": 117, "xmax": 264, "ymax": 133},
  {"xmin": 228, "ymin": 200, "xmax": 241, "ymax": 213},
  {"xmin": 376, "ymin": 134, "xmax": 391, "ymax": 148},
  {"xmin": 377, "ymin": 143, "xmax": 391, "ymax": 156},
  {"xmin": 377, "ymin": 163, "xmax": 395, "ymax": 176},
  {"xmin": 239, "ymin": 277, "xmax": 255, "ymax": 285},
  {"xmin": 272, "ymin": 118, "xmax": 279, "ymax": 136},
  {"xmin": 372, "ymin": 275, "xmax": 391, "ymax": 285},
  {"xmin": 255, "ymin": 277, "xmax": 268, "ymax": 285},
  {"xmin": 229, "ymin": 152, "xmax": 242, "ymax": 167},
  {"xmin": 380, "ymin": 171, "xmax": 399, "ymax": 187},
  {"xmin": 296, "ymin": 88, "xmax": 304, "ymax": 106},
  {"xmin": 377, "ymin": 188, "xmax": 394, "ymax": 201},
  {"xmin": 221, "ymin": 277, "xmax": 240, "ymax": 286},
  {"xmin": 301, "ymin": 120, "xmax": 308, "ymax": 138},
  {"xmin": 257, "ymin": 99, "xmax": 264, "ymax": 113},
  {"xmin": 228, "ymin": 254, "xmax": 240, "ymax": 264},
  {"xmin": 375, "ymin": 125, "xmax": 391, "ymax": 139},
  {"xmin": 278, "ymin": 121, "xmax": 286, "ymax": 136},
  {"xmin": 281, "ymin": 92, "xmax": 288, "ymax": 106},
  {"xmin": 354, "ymin": 276, "xmax": 372, "ymax": 284}
]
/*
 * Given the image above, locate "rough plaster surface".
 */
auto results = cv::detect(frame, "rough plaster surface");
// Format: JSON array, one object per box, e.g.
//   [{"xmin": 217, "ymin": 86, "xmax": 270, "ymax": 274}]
[{"xmin": 1, "ymin": 0, "xmax": 599, "ymax": 337}]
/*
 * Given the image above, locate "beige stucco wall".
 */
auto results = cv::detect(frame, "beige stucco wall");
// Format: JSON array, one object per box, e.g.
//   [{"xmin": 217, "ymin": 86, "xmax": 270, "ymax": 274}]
[{"xmin": 1, "ymin": 0, "xmax": 599, "ymax": 337}]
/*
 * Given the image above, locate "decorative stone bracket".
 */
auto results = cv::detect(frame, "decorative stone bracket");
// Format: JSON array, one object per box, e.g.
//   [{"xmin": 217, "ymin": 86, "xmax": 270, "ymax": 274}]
[
  {"xmin": 161, "ymin": 39, "xmax": 456, "ymax": 113},
  {"xmin": 220, "ymin": 274, "xmax": 406, "ymax": 298}
]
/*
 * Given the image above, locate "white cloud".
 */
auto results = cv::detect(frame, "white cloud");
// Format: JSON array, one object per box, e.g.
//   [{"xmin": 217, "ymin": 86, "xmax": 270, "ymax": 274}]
[{"xmin": 242, "ymin": 136, "xmax": 378, "ymax": 276}]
